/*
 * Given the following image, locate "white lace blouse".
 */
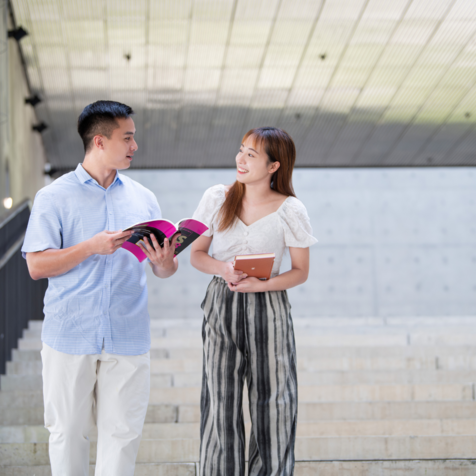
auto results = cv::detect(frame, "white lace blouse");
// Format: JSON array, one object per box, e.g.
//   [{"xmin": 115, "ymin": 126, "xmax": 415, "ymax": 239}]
[{"xmin": 192, "ymin": 184, "xmax": 318, "ymax": 278}]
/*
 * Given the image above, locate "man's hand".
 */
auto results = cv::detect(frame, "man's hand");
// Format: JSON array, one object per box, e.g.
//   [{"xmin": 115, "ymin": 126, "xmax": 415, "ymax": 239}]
[
  {"xmin": 219, "ymin": 261, "xmax": 247, "ymax": 284},
  {"xmin": 86, "ymin": 230, "xmax": 133, "ymax": 255},
  {"xmin": 140, "ymin": 233, "xmax": 180, "ymax": 277},
  {"xmin": 26, "ymin": 229, "xmax": 133, "ymax": 280}
]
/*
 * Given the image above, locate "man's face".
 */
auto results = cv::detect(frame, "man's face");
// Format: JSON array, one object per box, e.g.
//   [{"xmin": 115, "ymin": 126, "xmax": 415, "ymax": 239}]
[{"xmin": 102, "ymin": 117, "xmax": 138, "ymax": 170}]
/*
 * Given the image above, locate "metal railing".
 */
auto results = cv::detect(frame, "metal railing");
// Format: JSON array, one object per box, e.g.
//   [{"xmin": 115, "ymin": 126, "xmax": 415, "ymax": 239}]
[{"xmin": 0, "ymin": 199, "xmax": 47, "ymax": 376}]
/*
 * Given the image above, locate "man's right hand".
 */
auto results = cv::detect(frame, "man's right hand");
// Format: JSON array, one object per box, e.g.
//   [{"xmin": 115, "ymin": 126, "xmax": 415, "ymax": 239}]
[
  {"xmin": 27, "ymin": 229, "xmax": 134, "ymax": 280},
  {"xmin": 87, "ymin": 230, "xmax": 133, "ymax": 255},
  {"xmin": 219, "ymin": 261, "xmax": 247, "ymax": 284}
]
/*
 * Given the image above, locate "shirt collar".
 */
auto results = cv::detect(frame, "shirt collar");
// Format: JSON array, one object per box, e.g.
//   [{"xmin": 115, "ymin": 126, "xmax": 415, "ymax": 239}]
[{"xmin": 75, "ymin": 163, "xmax": 123, "ymax": 187}]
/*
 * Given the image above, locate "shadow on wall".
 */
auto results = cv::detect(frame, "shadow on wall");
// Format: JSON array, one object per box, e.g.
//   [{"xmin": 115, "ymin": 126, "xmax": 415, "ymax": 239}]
[
  {"xmin": 42, "ymin": 106, "xmax": 476, "ymax": 169},
  {"xmin": 123, "ymin": 167, "xmax": 476, "ymax": 319}
]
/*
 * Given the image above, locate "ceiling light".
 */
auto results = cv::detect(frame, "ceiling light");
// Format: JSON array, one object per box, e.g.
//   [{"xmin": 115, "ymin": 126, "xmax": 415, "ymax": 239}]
[
  {"xmin": 7, "ymin": 26, "xmax": 28, "ymax": 42},
  {"xmin": 32, "ymin": 122, "xmax": 48, "ymax": 133},
  {"xmin": 25, "ymin": 95, "xmax": 42, "ymax": 107},
  {"xmin": 3, "ymin": 197, "xmax": 13, "ymax": 209},
  {"xmin": 44, "ymin": 163, "xmax": 57, "ymax": 176}
]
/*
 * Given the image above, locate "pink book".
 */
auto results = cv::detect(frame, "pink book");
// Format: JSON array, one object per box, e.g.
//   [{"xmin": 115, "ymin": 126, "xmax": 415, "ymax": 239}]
[{"xmin": 121, "ymin": 218, "xmax": 208, "ymax": 262}]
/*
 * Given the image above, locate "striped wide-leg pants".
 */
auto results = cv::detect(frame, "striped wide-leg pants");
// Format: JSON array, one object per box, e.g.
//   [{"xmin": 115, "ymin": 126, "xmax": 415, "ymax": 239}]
[{"xmin": 200, "ymin": 276, "xmax": 298, "ymax": 476}]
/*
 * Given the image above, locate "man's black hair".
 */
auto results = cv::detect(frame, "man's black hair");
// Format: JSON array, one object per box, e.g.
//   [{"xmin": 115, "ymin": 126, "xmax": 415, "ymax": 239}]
[{"xmin": 77, "ymin": 100, "xmax": 134, "ymax": 152}]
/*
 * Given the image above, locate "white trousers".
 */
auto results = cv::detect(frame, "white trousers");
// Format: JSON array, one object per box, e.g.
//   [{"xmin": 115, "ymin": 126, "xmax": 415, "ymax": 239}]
[{"xmin": 41, "ymin": 343, "xmax": 150, "ymax": 476}]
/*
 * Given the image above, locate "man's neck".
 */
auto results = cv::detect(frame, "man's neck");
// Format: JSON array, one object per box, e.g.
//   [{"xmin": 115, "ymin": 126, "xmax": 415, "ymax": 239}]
[{"xmin": 82, "ymin": 155, "xmax": 117, "ymax": 189}]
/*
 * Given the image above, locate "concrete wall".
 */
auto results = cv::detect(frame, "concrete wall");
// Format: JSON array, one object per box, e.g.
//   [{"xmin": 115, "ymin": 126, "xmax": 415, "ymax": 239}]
[
  {"xmin": 0, "ymin": 0, "xmax": 46, "ymax": 217},
  {"xmin": 123, "ymin": 167, "xmax": 476, "ymax": 319}
]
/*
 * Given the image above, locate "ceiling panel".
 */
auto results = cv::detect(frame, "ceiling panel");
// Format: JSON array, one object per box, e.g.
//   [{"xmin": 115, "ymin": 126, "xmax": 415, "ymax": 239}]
[{"xmin": 10, "ymin": 0, "xmax": 476, "ymax": 169}]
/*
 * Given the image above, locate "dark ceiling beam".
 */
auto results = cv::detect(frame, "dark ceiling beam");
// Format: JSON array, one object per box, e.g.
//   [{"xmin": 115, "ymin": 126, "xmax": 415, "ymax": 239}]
[{"xmin": 7, "ymin": 0, "xmax": 33, "ymax": 98}]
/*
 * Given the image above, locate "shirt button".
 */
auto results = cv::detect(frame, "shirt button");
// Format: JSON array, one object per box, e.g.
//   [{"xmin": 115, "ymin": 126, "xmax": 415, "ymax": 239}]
[{"xmin": 244, "ymin": 231, "xmax": 249, "ymax": 236}]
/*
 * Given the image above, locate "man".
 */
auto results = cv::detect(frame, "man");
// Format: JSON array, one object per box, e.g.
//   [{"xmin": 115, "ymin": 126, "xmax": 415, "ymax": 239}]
[{"xmin": 22, "ymin": 100, "xmax": 177, "ymax": 475}]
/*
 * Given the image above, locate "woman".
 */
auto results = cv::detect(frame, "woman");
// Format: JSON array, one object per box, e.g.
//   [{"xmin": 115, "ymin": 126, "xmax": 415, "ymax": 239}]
[{"xmin": 190, "ymin": 127, "xmax": 317, "ymax": 476}]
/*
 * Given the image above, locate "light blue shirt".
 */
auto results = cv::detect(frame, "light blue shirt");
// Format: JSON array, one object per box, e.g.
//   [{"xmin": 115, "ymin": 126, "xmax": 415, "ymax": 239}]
[{"xmin": 21, "ymin": 164, "xmax": 161, "ymax": 355}]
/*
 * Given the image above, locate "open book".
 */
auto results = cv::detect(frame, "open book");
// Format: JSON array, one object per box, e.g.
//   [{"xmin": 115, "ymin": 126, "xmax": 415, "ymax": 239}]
[
  {"xmin": 233, "ymin": 253, "xmax": 275, "ymax": 280},
  {"xmin": 121, "ymin": 218, "xmax": 208, "ymax": 262}
]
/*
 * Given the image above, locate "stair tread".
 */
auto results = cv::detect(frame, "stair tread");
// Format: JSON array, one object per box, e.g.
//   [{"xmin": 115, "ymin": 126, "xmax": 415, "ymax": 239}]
[{"xmin": 2, "ymin": 318, "xmax": 476, "ymax": 468}]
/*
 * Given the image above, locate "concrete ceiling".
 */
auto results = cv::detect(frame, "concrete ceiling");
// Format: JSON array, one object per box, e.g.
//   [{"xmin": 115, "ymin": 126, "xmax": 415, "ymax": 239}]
[{"xmin": 10, "ymin": 0, "xmax": 476, "ymax": 169}]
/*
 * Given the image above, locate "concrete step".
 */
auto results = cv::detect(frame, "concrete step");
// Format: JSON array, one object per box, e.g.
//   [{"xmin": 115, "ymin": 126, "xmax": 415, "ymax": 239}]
[
  {"xmin": 11, "ymin": 347, "xmax": 169, "ymax": 362},
  {"xmin": 3, "ymin": 460, "xmax": 476, "ymax": 476},
  {"xmin": 2, "ymin": 379, "xmax": 473, "ymax": 401},
  {"xmin": 24, "ymin": 316, "xmax": 476, "ymax": 334},
  {"xmin": 4, "ymin": 372, "xmax": 476, "ymax": 393},
  {"xmin": 45, "ymin": 326, "xmax": 468, "ymax": 341},
  {"xmin": 149, "ymin": 356, "xmax": 440, "ymax": 372},
  {"xmin": 3, "ymin": 419, "xmax": 476, "ymax": 444},
  {"xmin": 147, "ymin": 316, "xmax": 476, "ymax": 328},
  {"xmin": 292, "ymin": 460, "xmax": 476, "ymax": 476},
  {"xmin": 155, "ymin": 328, "xmax": 476, "ymax": 341},
  {"xmin": 24, "ymin": 319, "xmax": 476, "ymax": 337},
  {"xmin": 10, "ymin": 350, "xmax": 476, "ymax": 372},
  {"xmin": 0, "ymin": 374, "xmax": 172, "ymax": 391},
  {"xmin": 14, "ymin": 335, "xmax": 406, "ymax": 349},
  {"xmin": 17, "ymin": 333, "xmax": 476, "ymax": 351},
  {"xmin": 3, "ymin": 396, "xmax": 476, "ymax": 425},
  {"xmin": 12, "ymin": 342, "xmax": 476, "ymax": 359},
  {"xmin": 156, "ymin": 333, "xmax": 476, "ymax": 347},
  {"xmin": 4, "ymin": 319, "xmax": 476, "ymax": 473},
  {"xmin": 0, "ymin": 463, "xmax": 198, "ymax": 476},
  {"xmin": 0, "ymin": 404, "xmax": 181, "ymax": 427},
  {"xmin": 168, "ymin": 370, "xmax": 476, "ymax": 387},
  {"xmin": 3, "ymin": 435, "xmax": 476, "ymax": 465},
  {"xmin": 161, "ymin": 346, "xmax": 476, "ymax": 362},
  {"xmin": 7, "ymin": 360, "xmax": 476, "ymax": 385}
]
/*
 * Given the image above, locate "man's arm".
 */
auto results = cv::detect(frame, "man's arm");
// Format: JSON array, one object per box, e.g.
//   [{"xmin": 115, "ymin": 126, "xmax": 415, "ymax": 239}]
[{"xmin": 26, "ymin": 230, "xmax": 133, "ymax": 280}]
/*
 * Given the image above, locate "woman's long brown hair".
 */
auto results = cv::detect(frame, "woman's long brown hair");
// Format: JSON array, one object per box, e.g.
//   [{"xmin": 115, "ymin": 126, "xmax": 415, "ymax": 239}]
[{"xmin": 218, "ymin": 127, "xmax": 296, "ymax": 232}]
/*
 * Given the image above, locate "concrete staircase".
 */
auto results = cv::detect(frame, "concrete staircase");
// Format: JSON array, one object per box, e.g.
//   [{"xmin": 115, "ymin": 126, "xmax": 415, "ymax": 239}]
[{"xmin": 1, "ymin": 317, "xmax": 476, "ymax": 475}]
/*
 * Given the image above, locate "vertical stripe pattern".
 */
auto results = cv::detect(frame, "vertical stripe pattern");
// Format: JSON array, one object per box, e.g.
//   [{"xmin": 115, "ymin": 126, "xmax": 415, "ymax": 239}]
[{"xmin": 200, "ymin": 277, "xmax": 298, "ymax": 476}]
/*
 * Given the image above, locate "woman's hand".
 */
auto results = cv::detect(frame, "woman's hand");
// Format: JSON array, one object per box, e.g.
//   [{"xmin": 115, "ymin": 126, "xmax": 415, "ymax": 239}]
[
  {"xmin": 219, "ymin": 261, "xmax": 247, "ymax": 284},
  {"xmin": 228, "ymin": 277, "xmax": 267, "ymax": 293}
]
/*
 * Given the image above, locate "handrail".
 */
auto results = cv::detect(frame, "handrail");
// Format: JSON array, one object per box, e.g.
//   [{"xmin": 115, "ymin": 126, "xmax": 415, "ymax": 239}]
[
  {"xmin": 0, "ymin": 196, "xmax": 47, "ymax": 378},
  {"xmin": 0, "ymin": 232, "xmax": 25, "ymax": 270},
  {"xmin": 0, "ymin": 198, "xmax": 30, "ymax": 230}
]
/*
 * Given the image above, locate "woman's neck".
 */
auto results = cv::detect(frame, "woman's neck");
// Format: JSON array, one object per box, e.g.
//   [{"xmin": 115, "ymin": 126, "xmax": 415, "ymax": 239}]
[{"xmin": 242, "ymin": 180, "xmax": 275, "ymax": 205}]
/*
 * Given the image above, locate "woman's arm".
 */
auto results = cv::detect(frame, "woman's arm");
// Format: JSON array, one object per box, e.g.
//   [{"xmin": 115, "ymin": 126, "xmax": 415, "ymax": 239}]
[
  {"xmin": 230, "ymin": 247, "xmax": 309, "ymax": 293},
  {"xmin": 190, "ymin": 235, "xmax": 247, "ymax": 283}
]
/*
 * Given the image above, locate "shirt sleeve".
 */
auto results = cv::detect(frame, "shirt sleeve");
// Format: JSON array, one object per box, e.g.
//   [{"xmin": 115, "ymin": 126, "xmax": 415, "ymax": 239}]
[
  {"xmin": 192, "ymin": 184, "xmax": 226, "ymax": 237},
  {"xmin": 21, "ymin": 188, "xmax": 63, "ymax": 259},
  {"xmin": 279, "ymin": 197, "xmax": 318, "ymax": 248},
  {"xmin": 148, "ymin": 190, "xmax": 162, "ymax": 220}
]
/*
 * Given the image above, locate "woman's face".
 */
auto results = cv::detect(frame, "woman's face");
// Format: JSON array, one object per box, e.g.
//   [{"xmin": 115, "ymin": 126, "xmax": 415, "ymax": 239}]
[{"xmin": 235, "ymin": 136, "xmax": 279, "ymax": 185}]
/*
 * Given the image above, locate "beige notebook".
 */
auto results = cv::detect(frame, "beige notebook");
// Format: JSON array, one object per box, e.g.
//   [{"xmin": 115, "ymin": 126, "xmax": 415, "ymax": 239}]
[{"xmin": 233, "ymin": 253, "xmax": 275, "ymax": 280}]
